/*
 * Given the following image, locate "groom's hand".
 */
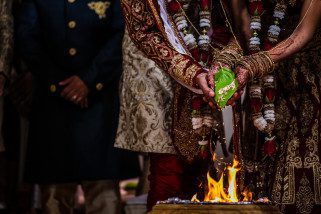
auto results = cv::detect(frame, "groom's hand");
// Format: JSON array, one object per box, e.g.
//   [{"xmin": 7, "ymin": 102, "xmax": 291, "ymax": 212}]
[{"xmin": 196, "ymin": 72, "xmax": 215, "ymax": 108}]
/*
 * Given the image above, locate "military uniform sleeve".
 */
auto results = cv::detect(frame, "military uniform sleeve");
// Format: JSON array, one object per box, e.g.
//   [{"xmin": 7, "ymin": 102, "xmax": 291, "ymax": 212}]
[
  {"xmin": 0, "ymin": 0, "xmax": 13, "ymax": 81},
  {"xmin": 121, "ymin": 0, "xmax": 204, "ymax": 89},
  {"xmin": 78, "ymin": 0, "xmax": 124, "ymax": 90},
  {"xmin": 16, "ymin": 0, "xmax": 59, "ymax": 82}
]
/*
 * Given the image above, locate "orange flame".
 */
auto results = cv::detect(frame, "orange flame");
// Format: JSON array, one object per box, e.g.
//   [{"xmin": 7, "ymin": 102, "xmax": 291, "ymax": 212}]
[
  {"xmin": 242, "ymin": 187, "xmax": 253, "ymax": 202},
  {"xmin": 193, "ymin": 159, "xmax": 242, "ymax": 203},
  {"xmin": 227, "ymin": 159, "xmax": 240, "ymax": 202}
]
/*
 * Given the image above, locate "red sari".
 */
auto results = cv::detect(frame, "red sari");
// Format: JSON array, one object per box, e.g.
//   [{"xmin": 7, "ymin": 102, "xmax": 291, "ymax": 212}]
[{"xmin": 240, "ymin": 1, "xmax": 321, "ymax": 213}]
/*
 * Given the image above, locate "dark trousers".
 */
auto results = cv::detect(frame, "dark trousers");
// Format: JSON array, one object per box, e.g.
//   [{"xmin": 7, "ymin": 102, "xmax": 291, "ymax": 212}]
[{"xmin": 41, "ymin": 180, "xmax": 120, "ymax": 214}]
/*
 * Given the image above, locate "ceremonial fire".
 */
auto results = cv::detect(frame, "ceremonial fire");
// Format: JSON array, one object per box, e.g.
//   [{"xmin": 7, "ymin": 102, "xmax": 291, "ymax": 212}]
[{"xmin": 192, "ymin": 158, "xmax": 252, "ymax": 203}]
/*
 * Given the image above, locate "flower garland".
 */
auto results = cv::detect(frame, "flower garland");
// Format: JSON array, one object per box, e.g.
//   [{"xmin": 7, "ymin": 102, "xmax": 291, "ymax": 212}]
[
  {"xmin": 167, "ymin": 0, "xmax": 212, "ymax": 64},
  {"xmin": 167, "ymin": 0, "xmax": 215, "ymax": 158},
  {"xmin": 191, "ymin": 95, "xmax": 214, "ymax": 159},
  {"xmin": 248, "ymin": 0, "xmax": 287, "ymax": 157}
]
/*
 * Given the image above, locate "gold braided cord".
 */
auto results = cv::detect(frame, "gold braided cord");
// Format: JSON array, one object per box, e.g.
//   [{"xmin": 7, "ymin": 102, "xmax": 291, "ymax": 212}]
[{"xmin": 218, "ymin": 0, "xmax": 242, "ymax": 50}]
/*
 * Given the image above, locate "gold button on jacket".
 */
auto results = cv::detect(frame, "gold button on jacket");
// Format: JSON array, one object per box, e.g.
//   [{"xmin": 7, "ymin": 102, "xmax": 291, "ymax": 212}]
[
  {"xmin": 50, "ymin": 84, "xmax": 57, "ymax": 93},
  {"xmin": 69, "ymin": 48, "xmax": 77, "ymax": 56},
  {"xmin": 96, "ymin": 83, "xmax": 104, "ymax": 91},
  {"xmin": 68, "ymin": 21, "xmax": 76, "ymax": 29}
]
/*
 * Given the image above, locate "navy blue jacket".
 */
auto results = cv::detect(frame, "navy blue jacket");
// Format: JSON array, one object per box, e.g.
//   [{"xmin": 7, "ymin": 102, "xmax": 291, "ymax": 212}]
[
  {"xmin": 17, "ymin": 0, "xmax": 123, "ymax": 90},
  {"xmin": 16, "ymin": 0, "xmax": 140, "ymax": 183}
]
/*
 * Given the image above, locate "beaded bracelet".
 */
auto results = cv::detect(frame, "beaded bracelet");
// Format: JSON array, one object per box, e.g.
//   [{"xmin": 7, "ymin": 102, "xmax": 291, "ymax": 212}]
[
  {"xmin": 237, "ymin": 51, "xmax": 275, "ymax": 79},
  {"xmin": 215, "ymin": 42, "xmax": 243, "ymax": 68}
]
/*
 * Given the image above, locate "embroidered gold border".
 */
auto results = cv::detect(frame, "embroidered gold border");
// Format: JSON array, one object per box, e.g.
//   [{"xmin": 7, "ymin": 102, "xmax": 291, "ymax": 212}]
[
  {"xmin": 147, "ymin": 0, "xmax": 171, "ymax": 46},
  {"xmin": 162, "ymin": 0, "xmax": 190, "ymax": 54}
]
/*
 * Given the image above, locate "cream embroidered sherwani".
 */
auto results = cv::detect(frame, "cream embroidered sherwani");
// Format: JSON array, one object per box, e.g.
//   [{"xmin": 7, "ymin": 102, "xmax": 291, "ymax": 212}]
[
  {"xmin": 115, "ymin": 31, "xmax": 176, "ymax": 154},
  {"xmin": 0, "ymin": 0, "xmax": 13, "ymax": 152}
]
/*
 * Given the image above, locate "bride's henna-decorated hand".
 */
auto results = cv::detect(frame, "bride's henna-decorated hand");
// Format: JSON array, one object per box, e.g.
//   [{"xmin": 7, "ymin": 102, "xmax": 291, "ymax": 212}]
[
  {"xmin": 207, "ymin": 64, "xmax": 220, "ymax": 90},
  {"xmin": 235, "ymin": 66, "xmax": 250, "ymax": 90},
  {"xmin": 202, "ymin": 63, "xmax": 233, "ymax": 108},
  {"xmin": 226, "ymin": 66, "xmax": 249, "ymax": 105}
]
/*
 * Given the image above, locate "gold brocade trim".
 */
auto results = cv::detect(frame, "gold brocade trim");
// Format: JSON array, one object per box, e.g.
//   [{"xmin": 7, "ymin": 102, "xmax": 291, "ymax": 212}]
[
  {"xmin": 172, "ymin": 84, "xmax": 199, "ymax": 163},
  {"xmin": 147, "ymin": 0, "xmax": 172, "ymax": 48},
  {"xmin": 121, "ymin": 0, "xmax": 175, "ymax": 73},
  {"xmin": 168, "ymin": 55, "xmax": 201, "ymax": 87},
  {"xmin": 88, "ymin": 1, "xmax": 110, "ymax": 19},
  {"xmin": 162, "ymin": 0, "xmax": 190, "ymax": 55},
  {"xmin": 169, "ymin": 55, "xmax": 189, "ymax": 78},
  {"xmin": 185, "ymin": 64, "xmax": 199, "ymax": 86},
  {"xmin": 122, "ymin": 0, "xmax": 206, "ymax": 87}
]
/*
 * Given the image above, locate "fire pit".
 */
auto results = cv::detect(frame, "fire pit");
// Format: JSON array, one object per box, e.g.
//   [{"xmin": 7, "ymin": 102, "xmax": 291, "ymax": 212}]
[
  {"xmin": 150, "ymin": 198, "xmax": 282, "ymax": 214},
  {"xmin": 150, "ymin": 159, "xmax": 281, "ymax": 214}
]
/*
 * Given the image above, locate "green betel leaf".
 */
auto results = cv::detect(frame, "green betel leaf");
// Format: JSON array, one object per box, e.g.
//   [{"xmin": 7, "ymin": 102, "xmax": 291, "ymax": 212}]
[{"xmin": 214, "ymin": 67, "xmax": 238, "ymax": 109}]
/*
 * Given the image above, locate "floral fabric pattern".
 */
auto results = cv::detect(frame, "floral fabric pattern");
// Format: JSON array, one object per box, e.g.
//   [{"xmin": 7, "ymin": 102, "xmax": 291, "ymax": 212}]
[
  {"xmin": 115, "ymin": 32, "xmax": 176, "ymax": 154},
  {"xmin": 0, "ymin": 0, "xmax": 13, "ymax": 79}
]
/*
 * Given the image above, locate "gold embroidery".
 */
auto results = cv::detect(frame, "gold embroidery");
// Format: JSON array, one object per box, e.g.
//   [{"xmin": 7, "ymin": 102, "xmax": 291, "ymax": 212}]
[
  {"xmin": 132, "ymin": 1, "xmax": 143, "ymax": 13},
  {"xmin": 88, "ymin": 1, "xmax": 110, "ymax": 19},
  {"xmin": 301, "ymin": 63, "xmax": 319, "ymax": 104},
  {"xmin": 251, "ymin": 5, "xmax": 321, "ymax": 212},
  {"xmin": 271, "ymin": 155, "xmax": 285, "ymax": 203},
  {"xmin": 147, "ymin": 0, "xmax": 170, "ymax": 46},
  {"xmin": 122, "ymin": 0, "xmax": 180, "ymax": 74},
  {"xmin": 304, "ymin": 120, "xmax": 321, "ymax": 205},
  {"xmin": 273, "ymin": 117, "xmax": 302, "ymax": 205},
  {"xmin": 159, "ymin": 47, "xmax": 170, "ymax": 57},
  {"xmin": 172, "ymin": 85, "xmax": 199, "ymax": 163},
  {"xmin": 296, "ymin": 174, "xmax": 314, "ymax": 214},
  {"xmin": 169, "ymin": 54, "xmax": 189, "ymax": 81},
  {"xmin": 162, "ymin": 0, "xmax": 189, "ymax": 54},
  {"xmin": 282, "ymin": 133, "xmax": 302, "ymax": 204},
  {"xmin": 316, "ymin": 164, "xmax": 321, "ymax": 205},
  {"xmin": 185, "ymin": 64, "xmax": 200, "ymax": 86}
]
